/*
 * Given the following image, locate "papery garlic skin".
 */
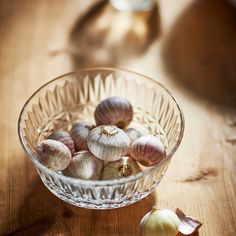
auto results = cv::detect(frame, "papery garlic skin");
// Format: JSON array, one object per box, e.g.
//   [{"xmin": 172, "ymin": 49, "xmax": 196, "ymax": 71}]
[
  {"xmin": 94, "ymin": 96, "xmax": 133, "ymax": 129},
  {"xmin": 62, "ymin": 151, "xmax": 103, "ymax": 180},
  {"xmin": 130, "ymin": 135, "xmax": 166, "ymax": 167},
  {"xmin": 48, "ymin": 130, "xmax": 75, "ymax": 155},
  {"xmin": 87, "ymin": 125, "xmax": 131, "ymax": 161},
  {"xmin": 125, "ymin": 127, "xmax": 144, "ymax": 143},
  {"xmin": 102, "ymin": 156, "xmax": 141, "ymax": 180},
  {"xmin": 36, "ymin": 139, "xmax": 72, "ymax": 171},
  {"xmin": 175, "ymin": 208, "xmax": 202, "ymax": 235},
  {"xmin": 140, "ymin": 208, "xmax": 180, "ymax": 236},
  {"xmin": 70, "ymin": 121, "xmax": 93, "ymax": 151}
]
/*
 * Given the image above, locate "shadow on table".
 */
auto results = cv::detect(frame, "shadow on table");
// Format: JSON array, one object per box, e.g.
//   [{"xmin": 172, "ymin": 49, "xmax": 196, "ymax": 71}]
[
  {"xmin": 162, "ymin": 0, "xmax": 236, "ymax": 107},
  {"xmin": 68, "ymin": 0, "xmax": 160, "ymax": 68},
  {"xmin": 3, "ymin": 171, "xmax": 156, "ymax": 235}
]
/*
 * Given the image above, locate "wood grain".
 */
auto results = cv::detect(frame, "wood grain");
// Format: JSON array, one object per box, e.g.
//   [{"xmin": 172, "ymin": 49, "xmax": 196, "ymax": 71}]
[{"xmin": 0, "ymin": 0, "xmax": 236, "ymax": 235}]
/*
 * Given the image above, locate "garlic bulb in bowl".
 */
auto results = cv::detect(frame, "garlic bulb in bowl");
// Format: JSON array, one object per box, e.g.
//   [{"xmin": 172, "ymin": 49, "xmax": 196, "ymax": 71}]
[
  {"xmin": 102, "ymin": 156, "xmax": 142, "ymax": 180},
  {"xmin": 47, "ymin": 130, "xmax": 75, "ymax": 155},
  {"xmin": 62, "ymin": 151, "xmax": 103, "ymax": 180},
  {"xmin": 125, "ymin": 127, "xmax": 144, "ymax": 143},
  {"xmin": 87, "ymin": 125, "xmax": 131, "ymax": 161},
  {"xmin": 70, "ymin": 121, "xmax": 93, "ymax": 151},
  {"xmin": 130, "ymin": 135, "xmax": 166, "ymax": 167},
  {"xmin": 94, "ymin": 96, "xmax": 133, "ymax": 129},
  {"xmin": 36, "ymin": 139, "xmax": 72, "ymax": 171}
]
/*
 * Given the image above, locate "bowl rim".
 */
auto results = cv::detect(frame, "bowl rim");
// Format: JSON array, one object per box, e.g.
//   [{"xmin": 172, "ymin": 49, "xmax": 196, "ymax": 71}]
[{"xmin": 18, "ymin": 67, "xmax": 185, "ymax": 186}]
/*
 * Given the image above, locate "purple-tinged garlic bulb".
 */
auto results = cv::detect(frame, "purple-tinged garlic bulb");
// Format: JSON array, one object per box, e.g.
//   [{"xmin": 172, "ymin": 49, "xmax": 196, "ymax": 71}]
[
  {"xmin": 87, "ymin": 125, "xmax": 130, "ymax": 161},
  {"xmin": 94, "ymin": 96, "xmax": 133, "ymax": 129},
  {"xmin": 70, "ymin": 121, "xmax": 93, "ymax": 151},
  {"xmin": 125, "ymin": 127, "xmax": 144, "ymax": 143},
  {"xmin": 36, "ymin": 139, "xmax": 72, "ymax": 171},
  {"xmin": 62, "ymin": 151, "xmax": 103, "ymax": 180},
  {"xmin": 130, "ymin": 135, "xmax": 166, "ymax": 167},
  {"xmin": 102, "ymin": 156, "xmax": 142, "ymax": 180},
  {"xmin": 48, "ymin": 130, "xmax": 75, "ymax": 155}
]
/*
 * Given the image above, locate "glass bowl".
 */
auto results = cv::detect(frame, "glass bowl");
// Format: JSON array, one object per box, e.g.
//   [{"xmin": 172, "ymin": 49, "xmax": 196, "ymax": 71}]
[{"xmin": 18, "ymin": 68, "xmax": 184, "ymax": 209}]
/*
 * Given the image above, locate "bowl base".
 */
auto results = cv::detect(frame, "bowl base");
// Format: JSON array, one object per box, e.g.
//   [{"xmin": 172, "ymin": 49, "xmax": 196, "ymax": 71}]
[{"xmin": 41, "ymin": 176, "xmax": 156, "ymax": 209}]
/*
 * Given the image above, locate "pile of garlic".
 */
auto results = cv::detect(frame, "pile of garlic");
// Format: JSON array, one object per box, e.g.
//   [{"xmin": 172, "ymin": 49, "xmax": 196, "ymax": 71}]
[{"xmin": 35, "ymin": 96, "xmax": 167, "ymax": 180}]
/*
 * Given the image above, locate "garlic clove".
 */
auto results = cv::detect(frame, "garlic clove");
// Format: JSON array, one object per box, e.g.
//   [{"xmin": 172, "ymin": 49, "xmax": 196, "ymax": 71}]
[
  {"xmin": 87, "ymin": 125, "xmax": 131, "ymax": 162},
  {"xmin": 125, "ymin": 127, "xmax": 144, "ymax": 143},
  {"xmin": 94, "ymin": 96, "xmax": 133, "ymax": 129},
  {"xmin": 102, "ymin": 156, "xmax": 142, "ymax": 180},
  {"xmin": 62, "ymin": 150, "xmax": 104, "ymax": 180},
  {"xmin": 140, "ymin": 207, "xmax": 180, "ymax": 236},
  {"xmin": 70, "ymin": 121, "xmax": 93, "ymax": 151},
  {"xmin": 130, "ymin": 135, "xmax": 166, "ymax": 167},
  {"xmin": 36, "ymin": 139, "xmax": 72, "ymax": 171},
  {"xmin": 175, "ymin": 208, "xmax": 202, "ymax": 235},
  {"xmin": 47, "ymin": 130, "xmax": 75, "ymax": 155}
]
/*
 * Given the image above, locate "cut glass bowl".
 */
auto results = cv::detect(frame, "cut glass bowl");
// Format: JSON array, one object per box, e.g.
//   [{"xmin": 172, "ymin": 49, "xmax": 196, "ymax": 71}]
[{"xmin": 18, "ymin": 68, "xmax": 184, "ymax": 209}]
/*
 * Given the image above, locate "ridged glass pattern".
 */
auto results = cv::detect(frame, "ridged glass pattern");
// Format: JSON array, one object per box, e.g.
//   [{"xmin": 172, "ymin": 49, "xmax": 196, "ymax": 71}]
[{"xmin": 18, "ymin": 68, "xmax": 184, "ymax": 209}]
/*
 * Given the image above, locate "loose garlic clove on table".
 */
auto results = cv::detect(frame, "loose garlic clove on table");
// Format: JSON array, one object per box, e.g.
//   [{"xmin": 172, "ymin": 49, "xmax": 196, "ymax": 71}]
[
  {"xmin": 140, "ymin": 207, "xmax": 180, "ymax": 236},
  {"xmin": 102, "ymin": 156, "xmax": 142, "ymax": 180},
  {"xmin": 94, "ymin": 96, "xmax": 133, "ymax": 129},
  {"xmin": 62, "ymin": 150, "xmax": 104, "ymax": 180},
  {"xmin": 36, "ymin": 139, "xmax": 72, "ymax": 171},
  {"xmin": 87, "ymin": 125, "xmax": 131, "ymax": 162}
]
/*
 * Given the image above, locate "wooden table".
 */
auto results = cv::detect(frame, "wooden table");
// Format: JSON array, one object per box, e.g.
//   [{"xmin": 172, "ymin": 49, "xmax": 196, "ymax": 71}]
[{"xmin": 1, "ymin": 0, "xmax": 236, "ymax": 235}]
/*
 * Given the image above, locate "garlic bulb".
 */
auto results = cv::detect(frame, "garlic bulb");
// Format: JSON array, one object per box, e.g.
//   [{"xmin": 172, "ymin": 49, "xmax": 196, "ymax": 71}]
[
  {"xmin": 130, "ymin": 135, "xmax": 166, "ymax": 167},
  {"xmin": 62, "ymin": 151, "xmax": 103, "ymax": 180},
  {"xmin": 125, "ymin": 127, "xmax": 144, "ymax": 143},
  {"xmin": 87, "ymin": 125, "xmax": 130, "ymax": 161},
  {"xmin": 47, "ymin": 130, "xmax": 75, "ymax": 155},
  {"xmin": 94, "ymin": 96, "xmax": 133, "ymax": 129},
  {"xmin": 70, "ymin": 121, "xmax": 93, "ymax": 151},
  {"xmin": 36, "ymin": 139, "xmax": 71, "ymax": 171},
  {"xmin": 140, "ymin": 207, "xmax": 180, "ymax": 236},
  {"xmin": 102, "ymin": 156, "xmax": 142, "ymax": 180}
]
